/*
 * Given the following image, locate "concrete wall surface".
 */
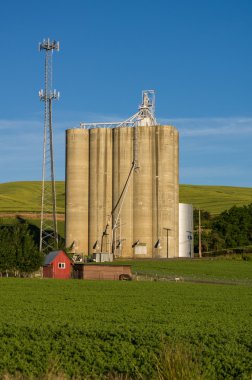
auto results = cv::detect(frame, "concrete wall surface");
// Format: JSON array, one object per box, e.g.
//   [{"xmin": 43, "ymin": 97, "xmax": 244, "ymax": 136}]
[
  {"xmin": 65, "ymin": 125, "xmax": 179, "ymax": 258},
  {"xmin": 65, "ymin": 129, "xmax": 89, "ymax": 254}
]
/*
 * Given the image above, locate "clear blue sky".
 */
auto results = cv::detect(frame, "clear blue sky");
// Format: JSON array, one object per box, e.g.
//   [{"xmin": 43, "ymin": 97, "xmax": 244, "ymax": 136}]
[{"xmin": 0, "ymin": 0, "xmax": 252, "ymax": 186}]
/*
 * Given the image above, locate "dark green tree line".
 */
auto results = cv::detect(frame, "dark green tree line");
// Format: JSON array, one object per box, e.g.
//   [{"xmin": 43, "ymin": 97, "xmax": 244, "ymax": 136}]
[
  {"xmin": 0, "ymin": 221, "xmax": 43, "ymax": 275},
  {"xmin": 194, "ymin": 204, "xmax": 252, "ymax": 254}
]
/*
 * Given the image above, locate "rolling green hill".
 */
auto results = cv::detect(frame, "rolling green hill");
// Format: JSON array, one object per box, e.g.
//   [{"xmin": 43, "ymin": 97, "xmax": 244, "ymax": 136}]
[
  {"xmin": 0, "ymin": 181, "xmax": 252, "ymax": 214},
  {"xmin": 180, "ymin": 184, "xmax": 252, "ymax": 214},
  {"xmin": 0, "ymin": 181, "xmax": 65, "ymax": 213}
]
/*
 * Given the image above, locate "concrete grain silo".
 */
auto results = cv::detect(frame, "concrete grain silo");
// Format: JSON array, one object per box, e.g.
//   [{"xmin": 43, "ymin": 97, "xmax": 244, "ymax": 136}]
[
  {"xmin": 132, "ymin": 126, "xmax": 153, "ymax": 257},
  {"xmin": 89, "ymin": 128, "xmax": 113, "ymax": 254},
  {"xmin": 152, "ymin": 125, "xmax": 179, "ymax": 259},
  {"xmin": 113, "ymin": 127, "xmax": 134, "ymax": 257},
  {"xmin": 65, "ymin": 91, "xmax": 179, "ymax": 259},
  {"xmin": 65, "ymin": 129, "xmax": 89, "ymax": 255}
]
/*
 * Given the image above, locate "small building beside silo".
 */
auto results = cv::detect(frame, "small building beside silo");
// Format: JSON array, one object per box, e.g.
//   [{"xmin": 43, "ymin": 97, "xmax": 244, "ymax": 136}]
[
  {"xmin": 43, "ymin": 251, "xmax": 73, "ymax": 279},
  {"xmin": 179, "ymin": 203, "xmax": 194, "ymax": 258},
  {"xmin": 73, "ymin": 264, "xmax": 132, "ymax": 280}
]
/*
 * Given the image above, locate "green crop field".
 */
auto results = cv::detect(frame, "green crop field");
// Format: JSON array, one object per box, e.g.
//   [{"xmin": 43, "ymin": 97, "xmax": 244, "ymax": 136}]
[
  {"xmin": 0, "ymin": 275, "xmax": 251, "ymax": 379},
  {"xmin": 1, "ymin": 181, "xmax": 252, "ymax": 214},
  {"xmin": 119, "ymin": 258, "xmax": 252, "ymax": 285}
]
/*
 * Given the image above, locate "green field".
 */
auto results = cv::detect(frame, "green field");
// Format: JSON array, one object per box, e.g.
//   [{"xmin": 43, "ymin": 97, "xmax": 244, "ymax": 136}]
[
  {"xmin": 121, "ymin": 258, "xmax": 252, "ymax": 285},
  {"xmin": 1, "ymin": 181, "xmax": 252, "ymax": 214},
  {"xmin": 0, "ymin": 181, "xmax": 65, "ymax": 213},
  {"xmin": 180, "ymin": 184, "xmax": 252, "ymax": 214},
  {"xmin": 0, "ymin": 271, "xmax": 251, "ymax": 379}
]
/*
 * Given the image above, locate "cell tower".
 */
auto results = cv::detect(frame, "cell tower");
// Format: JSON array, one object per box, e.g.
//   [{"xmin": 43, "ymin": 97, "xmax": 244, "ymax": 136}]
[{"xmin": 39, "ymin": 38, "xmax": 60, "ymax": 253}]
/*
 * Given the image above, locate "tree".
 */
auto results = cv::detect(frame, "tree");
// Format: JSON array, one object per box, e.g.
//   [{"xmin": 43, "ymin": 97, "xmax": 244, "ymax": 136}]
[
  {"xmin": 0, "ymin": 221, "xmax": 43, "ymax": 275},
  {"xmin": 16, "ymin": 223, "xmax": 43, "ymax": 274},
  {"xmin": 212, "ymin": 205, "xmax": 252, "ymax": 248},
  {"xmin": 193, "ymin": 204, "xmax": 252, "ymax": 254}
]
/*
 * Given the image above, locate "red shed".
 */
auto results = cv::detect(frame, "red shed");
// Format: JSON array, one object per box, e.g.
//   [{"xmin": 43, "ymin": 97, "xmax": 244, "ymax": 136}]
[{"xmin": 43, "ymin": 250, "xmax": 72, "ymax": 279}]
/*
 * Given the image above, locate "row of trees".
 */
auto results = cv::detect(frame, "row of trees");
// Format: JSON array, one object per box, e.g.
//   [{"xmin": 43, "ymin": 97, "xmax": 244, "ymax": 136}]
[
  {"xmin": 0, "ymin": 221, "xmax": 43, "ymax": 275},
  {"xmin": 194, "ymin": 204, "xmax": 252, "ymax": 254}
]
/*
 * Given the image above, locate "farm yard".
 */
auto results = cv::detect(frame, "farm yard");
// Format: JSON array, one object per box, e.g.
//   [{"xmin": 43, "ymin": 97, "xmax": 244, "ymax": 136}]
[
  {"xmin": 1, "ymin": 1, "xmax": 252, "ymax": 379},
  {"xmin": 0, "ymin": 260, "xmax": 252, "ymax": 380}
]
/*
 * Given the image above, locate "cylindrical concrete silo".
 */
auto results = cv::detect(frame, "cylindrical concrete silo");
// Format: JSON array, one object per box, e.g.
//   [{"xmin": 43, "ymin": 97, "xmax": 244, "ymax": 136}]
[
  {"xmin": 152, "ymin": 125, "xmax": 179, "ymax": 258},
  {"xmin": 113, "ymin": 127, "xmax": 134, "ymax": 258},
  {"xmin": 112, "ymin": 124, "xmax": 179, "ymax": 259},
  {"xmin": 89, "ymin": 128, "xmax": 113, "ymax": 253},
  {"xmin": 173, "ymin": 128, "xmax": 179, "ymax": 256},
  {"xmin": 132, "ymin": 126, "xmax": 154, "ymax": 258},
  {"xmin": 65, "ymin": 128, "xmax": 89, "ymax": 255},
  {"xmin": 65, "ymin": 122, "xmax": 179, "ymax": 259},
  {"xmin": 179, "ymin": 203, "xmax": 194, "ymax": 258}
]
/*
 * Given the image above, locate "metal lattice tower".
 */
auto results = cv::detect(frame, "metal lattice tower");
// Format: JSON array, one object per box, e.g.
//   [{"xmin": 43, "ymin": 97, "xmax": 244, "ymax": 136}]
[{"xmin": 39, "ymin": 38, "xmax": 60, "ymax": 253}]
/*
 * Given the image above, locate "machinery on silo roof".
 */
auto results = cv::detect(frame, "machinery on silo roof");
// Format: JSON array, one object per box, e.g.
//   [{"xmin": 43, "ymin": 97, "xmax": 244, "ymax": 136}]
[
  {"xmin": 65, "ymin": 90, "xmax": 179, "ymax": 260},
  {"xmin": 80, "ymin": 90, "xmax": 156, "ymax": 129}
]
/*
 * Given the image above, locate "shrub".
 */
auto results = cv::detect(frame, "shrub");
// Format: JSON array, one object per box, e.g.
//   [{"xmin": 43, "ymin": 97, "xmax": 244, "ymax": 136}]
[{"xmin": 156, "ymin": 343, "xmax": 203, "ymax": 380}]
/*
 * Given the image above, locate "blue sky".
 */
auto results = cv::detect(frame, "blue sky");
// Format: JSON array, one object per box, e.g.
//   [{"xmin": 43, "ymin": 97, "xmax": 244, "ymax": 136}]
[{"xmin": 0, "ymin": 0, "xmax": 252, "ymax": 186}]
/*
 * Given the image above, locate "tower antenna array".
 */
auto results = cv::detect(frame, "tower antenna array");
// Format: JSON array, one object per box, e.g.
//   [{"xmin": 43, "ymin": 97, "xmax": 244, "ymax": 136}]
[{"xmin": 39, "ymin": 38, "xmax": 60, "ymax": 253}]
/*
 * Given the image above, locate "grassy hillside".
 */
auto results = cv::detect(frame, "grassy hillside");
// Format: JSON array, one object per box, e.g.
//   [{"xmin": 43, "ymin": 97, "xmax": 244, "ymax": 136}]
[
  {"xmin": 0, "ymin": 181, "xmax": 65, "ymax": 213},
  {"xmin": 180, "ymin": 184, "xmax": 252, "ymax": 214},
  {"xmin": 0, "ymin": 181, "xmax": 252, "ymax": 214}
]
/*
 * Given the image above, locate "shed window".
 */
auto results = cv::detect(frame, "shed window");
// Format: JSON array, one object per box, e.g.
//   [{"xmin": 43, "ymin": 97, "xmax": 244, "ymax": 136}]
[{"xmin": 58, "ymin": 262, "xmax": 66, "ymax": 269}]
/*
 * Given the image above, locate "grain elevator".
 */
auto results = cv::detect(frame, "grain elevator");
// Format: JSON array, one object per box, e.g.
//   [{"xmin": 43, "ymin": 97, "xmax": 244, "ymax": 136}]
[{"xmin": 65, "ymin": 91, "xmax": 179, "ymax": 259}]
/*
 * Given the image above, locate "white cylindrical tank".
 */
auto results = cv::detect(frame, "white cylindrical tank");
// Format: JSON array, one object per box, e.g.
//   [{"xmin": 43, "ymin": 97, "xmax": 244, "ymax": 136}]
[{"xmin": 179, "ymin": 203, "xmax": 194, "ymax": 258}]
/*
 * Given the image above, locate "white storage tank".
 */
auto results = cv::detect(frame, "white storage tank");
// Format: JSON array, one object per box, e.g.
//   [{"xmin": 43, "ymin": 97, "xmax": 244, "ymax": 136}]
[{"xmin": 179, "ymin": 203, "xmax": 194, "ymax": 258}]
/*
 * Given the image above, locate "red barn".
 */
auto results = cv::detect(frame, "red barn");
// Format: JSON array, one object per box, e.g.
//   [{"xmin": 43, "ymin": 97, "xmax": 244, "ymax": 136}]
[{"xmin": 43, "ymin": 251, "xmax": 72, "ymax": 279}]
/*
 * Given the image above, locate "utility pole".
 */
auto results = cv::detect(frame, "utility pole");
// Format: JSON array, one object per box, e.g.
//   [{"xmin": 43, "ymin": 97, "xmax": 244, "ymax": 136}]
[
  {"xmin": 187, "ymin": 230, "xmax": 193, "ymax": 258},
  {"xmin": 39, "ymin": 38, "xmax": 60, "ymax": 253},
  {"xmin": 163, "ymin": 228, "xmax": 171, "ymax": 259},
  {"xmin": 198, "ymin": 209, "xmax": 202, "ymax": 258}
]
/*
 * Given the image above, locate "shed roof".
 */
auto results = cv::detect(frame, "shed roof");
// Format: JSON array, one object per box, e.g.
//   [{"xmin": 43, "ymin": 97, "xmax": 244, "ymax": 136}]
[{"xmin": 44, "ymin": 250, "xmax": 68, "ymax": 265}]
